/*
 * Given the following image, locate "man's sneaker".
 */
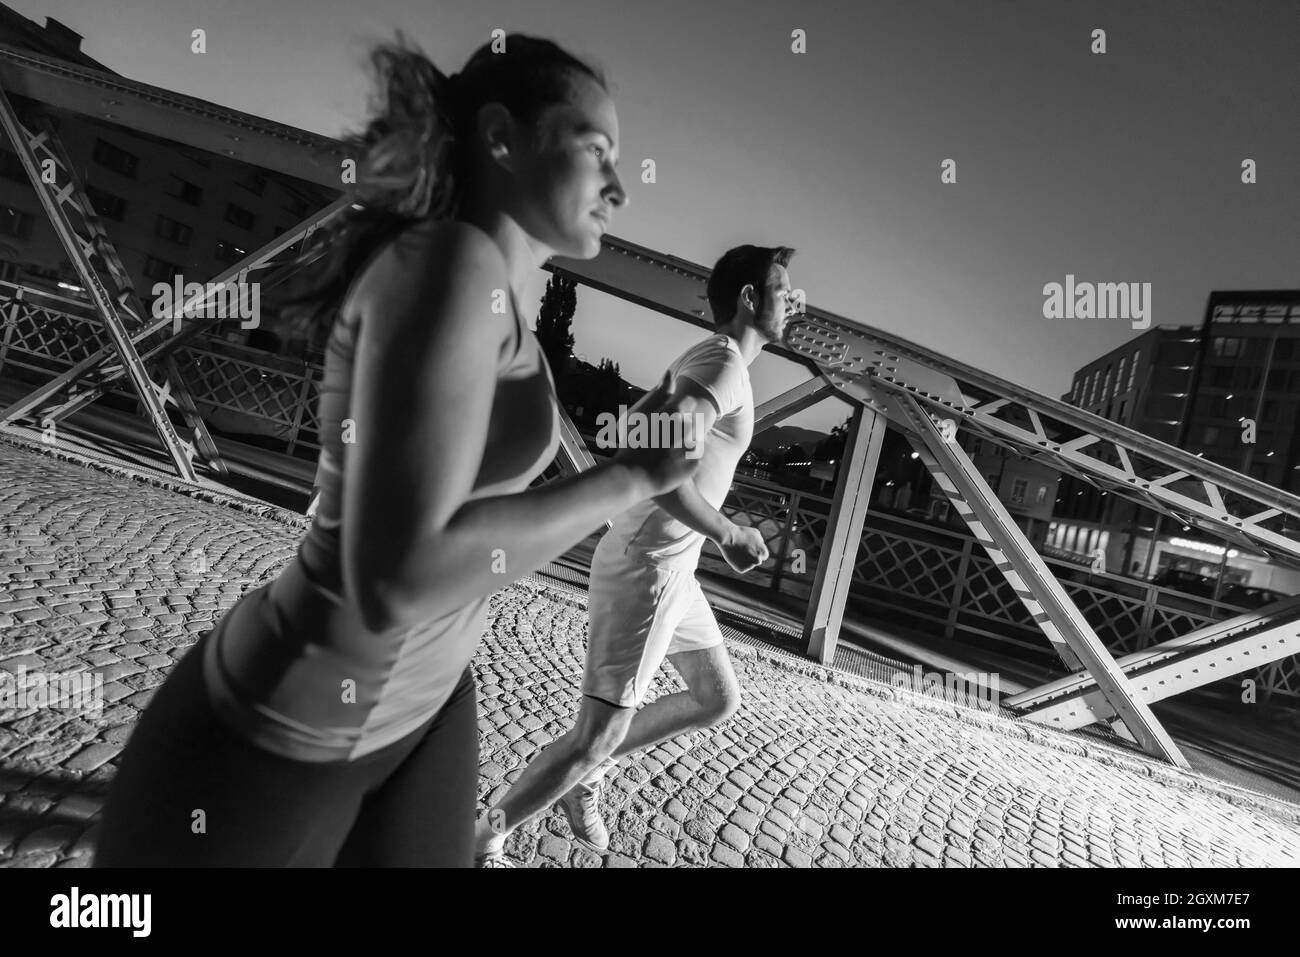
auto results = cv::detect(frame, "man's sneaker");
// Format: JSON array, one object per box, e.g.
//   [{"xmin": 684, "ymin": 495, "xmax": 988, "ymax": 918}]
[
  {"xmin": 582, "ymin": 756, "xmax": 619, "ymax": 788},
  {"xmin": 554, "ymin": 780, "xmax": 609, "ymax": 853}
]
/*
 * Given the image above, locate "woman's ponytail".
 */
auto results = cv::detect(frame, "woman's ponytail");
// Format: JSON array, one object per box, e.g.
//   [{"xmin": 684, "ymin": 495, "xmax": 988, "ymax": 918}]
[{"xmin": 278, "ymin": 33, "xmax": 464, "ymax": 346}]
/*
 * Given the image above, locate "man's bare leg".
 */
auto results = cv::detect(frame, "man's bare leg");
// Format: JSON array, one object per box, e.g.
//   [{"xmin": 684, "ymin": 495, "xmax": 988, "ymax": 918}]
[
  {"xmin": 473, "ymin": 695, "xmax": 632, "ymax": 858},
  {"xmin": 607, "ymin": 644, "xmax": 741, "ymax": 763}
]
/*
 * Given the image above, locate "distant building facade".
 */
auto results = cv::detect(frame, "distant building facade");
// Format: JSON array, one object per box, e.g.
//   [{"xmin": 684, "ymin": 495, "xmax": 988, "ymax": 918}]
[
  {"xmin": 0, "ymin": 4, "xmax": 339, "ymax": 357},
  {"xmin": 1054, "ymin": 291, "xmax": 1300, "ymax": 595}
]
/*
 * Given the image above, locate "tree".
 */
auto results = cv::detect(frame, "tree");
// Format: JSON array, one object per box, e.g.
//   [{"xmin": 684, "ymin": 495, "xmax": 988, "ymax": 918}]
[
  {"xmin": 814, "ymin": 416, "xmax": 851, "ymax": 461},
  {"xmin": 534, "ymin": 272, "xmax": 577, "ymax": 390},
  {"xmin": 592, "ymin": 357, "xmax": 623, "ymax": 417}
]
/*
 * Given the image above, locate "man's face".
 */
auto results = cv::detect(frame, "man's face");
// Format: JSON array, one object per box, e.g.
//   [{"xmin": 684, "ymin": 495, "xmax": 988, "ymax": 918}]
[{"xmin": 753, "ymin": 264, "xmax": 794, "ymax": 344}]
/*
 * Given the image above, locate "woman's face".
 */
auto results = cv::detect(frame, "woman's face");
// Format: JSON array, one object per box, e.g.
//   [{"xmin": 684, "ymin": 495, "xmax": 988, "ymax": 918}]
[{"xmin": 510, "ymin": 72, "xmax": 627, "ymax": 259}]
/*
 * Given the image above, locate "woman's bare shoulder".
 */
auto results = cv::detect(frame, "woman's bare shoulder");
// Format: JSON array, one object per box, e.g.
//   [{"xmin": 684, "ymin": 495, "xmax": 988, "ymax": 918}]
[{"xmin": 346, "ymin": 219, "xmax": 509, "ymax": 321}]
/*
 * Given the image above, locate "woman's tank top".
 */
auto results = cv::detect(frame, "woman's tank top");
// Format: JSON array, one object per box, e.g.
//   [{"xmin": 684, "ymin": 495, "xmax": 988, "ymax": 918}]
[{"xmin": 200, "ymin": 246, "xmax": 561, "ymax": 762}]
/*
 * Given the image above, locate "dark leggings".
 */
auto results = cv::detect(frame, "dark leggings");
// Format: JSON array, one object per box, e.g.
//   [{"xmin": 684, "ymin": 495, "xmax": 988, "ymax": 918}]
[{"xmin": 94, "ymin": 634, "xmax": 479, "ymax": 867}]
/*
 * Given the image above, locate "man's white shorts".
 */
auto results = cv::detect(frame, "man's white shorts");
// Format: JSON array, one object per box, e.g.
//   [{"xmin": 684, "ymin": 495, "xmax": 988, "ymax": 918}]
[{"xmin": 581, "ymin": 534, "xmax": 725, "ymax": 708}]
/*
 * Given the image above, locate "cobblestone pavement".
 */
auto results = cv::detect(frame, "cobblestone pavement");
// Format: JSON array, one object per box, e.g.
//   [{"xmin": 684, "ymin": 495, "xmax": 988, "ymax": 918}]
[{"xmin": 2, "ymin": 438, "xmax": 1300, "ymax": 868}]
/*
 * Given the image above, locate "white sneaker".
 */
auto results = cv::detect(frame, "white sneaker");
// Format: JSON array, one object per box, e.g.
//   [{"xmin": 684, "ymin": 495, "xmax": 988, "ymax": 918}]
[
  {"xmin": 555, "ymin": 780, "xmax": 609, "ymax": 854},
  {"xmin": 581, "ymin": 756, "xmax": 619, "ymax": 788}
]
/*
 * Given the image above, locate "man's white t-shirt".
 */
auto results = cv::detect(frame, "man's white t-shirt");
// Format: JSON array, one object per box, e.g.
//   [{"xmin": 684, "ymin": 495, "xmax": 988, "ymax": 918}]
[{"xmin": 604, "ymin": 334, "xmax": 754, "ymax": 568}]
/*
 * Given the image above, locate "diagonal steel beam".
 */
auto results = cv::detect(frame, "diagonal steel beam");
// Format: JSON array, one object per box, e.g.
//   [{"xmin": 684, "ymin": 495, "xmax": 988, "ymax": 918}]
[
  {"xmin": 554, "ymin": 403, "xmax": 599, "ymax": 478},
  {"xmin": 884, "ymin": 390, "xmax": 1187, "ymax": 765},
  {"xmin": 783, "ymin": 313, "xmax": 1300, "ymax": 565},
  {"xmin": 1007, "ymin": 594, "xmax": 1300, "ymax": 730},
  {"xmin": 0, "ymin": 42, "xmax": 347, "ymax": 190},
  {"xmin": 23, "ymin": 112, "xmax": 227, "ymax": 475},
  {"xmin": 753, "ymin": 379, "xmax": 835, "ymax": 436},
  {"xmin": 2, "ymin": 198, "xmax": 349, "ymax": 425},
  {"xmin": 0, "ymin": 83, "xmax": 199, "ymax": 479}
]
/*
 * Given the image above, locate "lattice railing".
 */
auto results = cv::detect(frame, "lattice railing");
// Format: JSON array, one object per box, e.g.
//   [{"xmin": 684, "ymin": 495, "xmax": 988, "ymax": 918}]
[
  {"xmin": 705, "ymin": 474, "xmax": 1298, "ymax": 704},
  {"xmin": 0, "ymin": 283, "xmax": 322, "ymax": 455}
]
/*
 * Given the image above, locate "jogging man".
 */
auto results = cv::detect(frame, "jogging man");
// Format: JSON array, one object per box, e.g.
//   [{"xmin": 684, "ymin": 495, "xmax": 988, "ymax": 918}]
[{"xmin": 474, "ymin": 244, "xmax": 798, "ymax": 864}]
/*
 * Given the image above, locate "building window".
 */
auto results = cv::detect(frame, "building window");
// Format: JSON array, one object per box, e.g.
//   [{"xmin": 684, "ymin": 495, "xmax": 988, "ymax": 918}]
[
  {"xmin": 154, "ymin": 214, "xmax": 193, "ymax": 246},
  {"xmin": 85, "ymin": 185, "xmax": 127, "ymax": 222},
  {"xmin": 214, "ymin": 239, "xmax": 248, "ymax": 265},
  {"xmin": 143, "ymin": 255, "xmax": 181, "ymax": 281},
  {"xmin": 1203, "ymin": 426, "xmax": 1220, "ymax": 445},
  {"xmin": 1128, "ymin": 350, "xmax": 1139, "ymax": 390},
  {"xmin": 166, "ymin": 174, "xmax": 203, "ymax": 206},
  {"xmin": 1116, "ymin": 356, "xmax": 1128, "ymax": 395},
  {"xmin": 1035, "ymin": 485, "xmax": 1048, "ymax": 505},
  {"xmin": 92, "ymin": 139, "xmax": 139, "ymax": 178},
  {"xmin": 1102, "ymin": 365, "xmax": 1113, "ymax": 399},
  {"xmin": 0, "ymin": 205, "xmax": 33, "ymax": 239},
  {"xmin": 225, "ymin": 203, "xmax": 256, "ymax": 230},
  {"xmin": 1212, "ymin": 336, "xmax": 1242, "ymax": 358},
  {"xmin": 1086, "ymin": 372, "xmax": 1096, "ymax": 405},
  {"xmin": 1010, "ymin": 477, "xmax": 1028, "ymax": 504},
  {"xmin": 235, "ymin": 171, "xmax": 267, "ymax": 196}
]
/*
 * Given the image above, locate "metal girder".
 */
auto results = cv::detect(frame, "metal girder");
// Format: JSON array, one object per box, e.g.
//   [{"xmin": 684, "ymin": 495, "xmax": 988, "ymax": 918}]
[
  {"xmin": 22, "ymin": 110, "xmax": 228, "ymax": 475},
  {"xmin": 0, "ymin": 83, "xmax": 201, "ymax": 479},
  {"xmin": 1, "ymin": 196, "xmax": 350, "ymax": 426},
  {"xmin": 0, "ymin": 42, "xmax": 347, "ymax": 190},
  {"xmin": 783, "ymin": 314, "xmax": 1300, "ymax": 566},
  {"xmin": 753, "ymin": 379, "xmax": 836, "ymax": 435},
  {"xmin": 1007, "ymin": 594, "xmax": 1300, "ymax": 730},
  {"xmin": 803, "ymin": 404, "xmax": 887, "ymax": 663},
  {"xmin": 882, "ymin": 390, "xmax": 1187, "ymax": 766},
  {"xmin": 554, "ymin": 404, "xmax": 599, "ymax": 478},
  {"xmin": 36, "ymin": 198, "xmax": 349, "ymax": 422},
  {"xmin": 552, "ymin": 412, "xmax": 612, "ymax": 526}
]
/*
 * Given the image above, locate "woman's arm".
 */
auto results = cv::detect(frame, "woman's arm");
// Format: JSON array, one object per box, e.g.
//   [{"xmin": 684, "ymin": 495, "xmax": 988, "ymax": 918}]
[{"xmin": 341, "ymin": 222, "xmax": 695, "ymax": 632}]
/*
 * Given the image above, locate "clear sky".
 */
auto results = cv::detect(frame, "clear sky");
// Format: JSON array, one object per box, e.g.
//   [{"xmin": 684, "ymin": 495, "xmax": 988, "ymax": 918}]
[{"xmin": 10, "ymin": 0, "xmax": 1299, "ymax": 433}]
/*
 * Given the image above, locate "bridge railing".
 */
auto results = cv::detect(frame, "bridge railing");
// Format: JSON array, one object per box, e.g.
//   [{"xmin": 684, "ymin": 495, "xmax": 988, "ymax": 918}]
[
  {"xmin": 704, "ymin": 473, "xmax": 1297, "ymax": 706},
  {"xmin": 0, "ymin": 281, "xmax": 322, "ymax": 455}
]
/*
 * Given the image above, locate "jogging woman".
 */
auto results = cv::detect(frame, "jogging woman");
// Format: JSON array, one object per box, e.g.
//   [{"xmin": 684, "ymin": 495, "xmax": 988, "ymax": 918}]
[{"xmin": 94, "ymin": 32, "xmax": 699, "ymax": 867}]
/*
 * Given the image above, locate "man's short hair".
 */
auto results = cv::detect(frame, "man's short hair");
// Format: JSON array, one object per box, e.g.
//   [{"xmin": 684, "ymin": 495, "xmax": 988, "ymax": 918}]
[{"xmin": 706, "ymin": 245, "xmax": 796, "ymax": 327}]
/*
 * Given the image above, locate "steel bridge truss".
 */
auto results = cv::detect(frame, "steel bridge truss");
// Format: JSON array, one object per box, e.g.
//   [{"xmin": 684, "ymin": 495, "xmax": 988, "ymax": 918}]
[{"xmin": 3, "ymin": 42, "xmax": 1296, "ymax": 764}]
